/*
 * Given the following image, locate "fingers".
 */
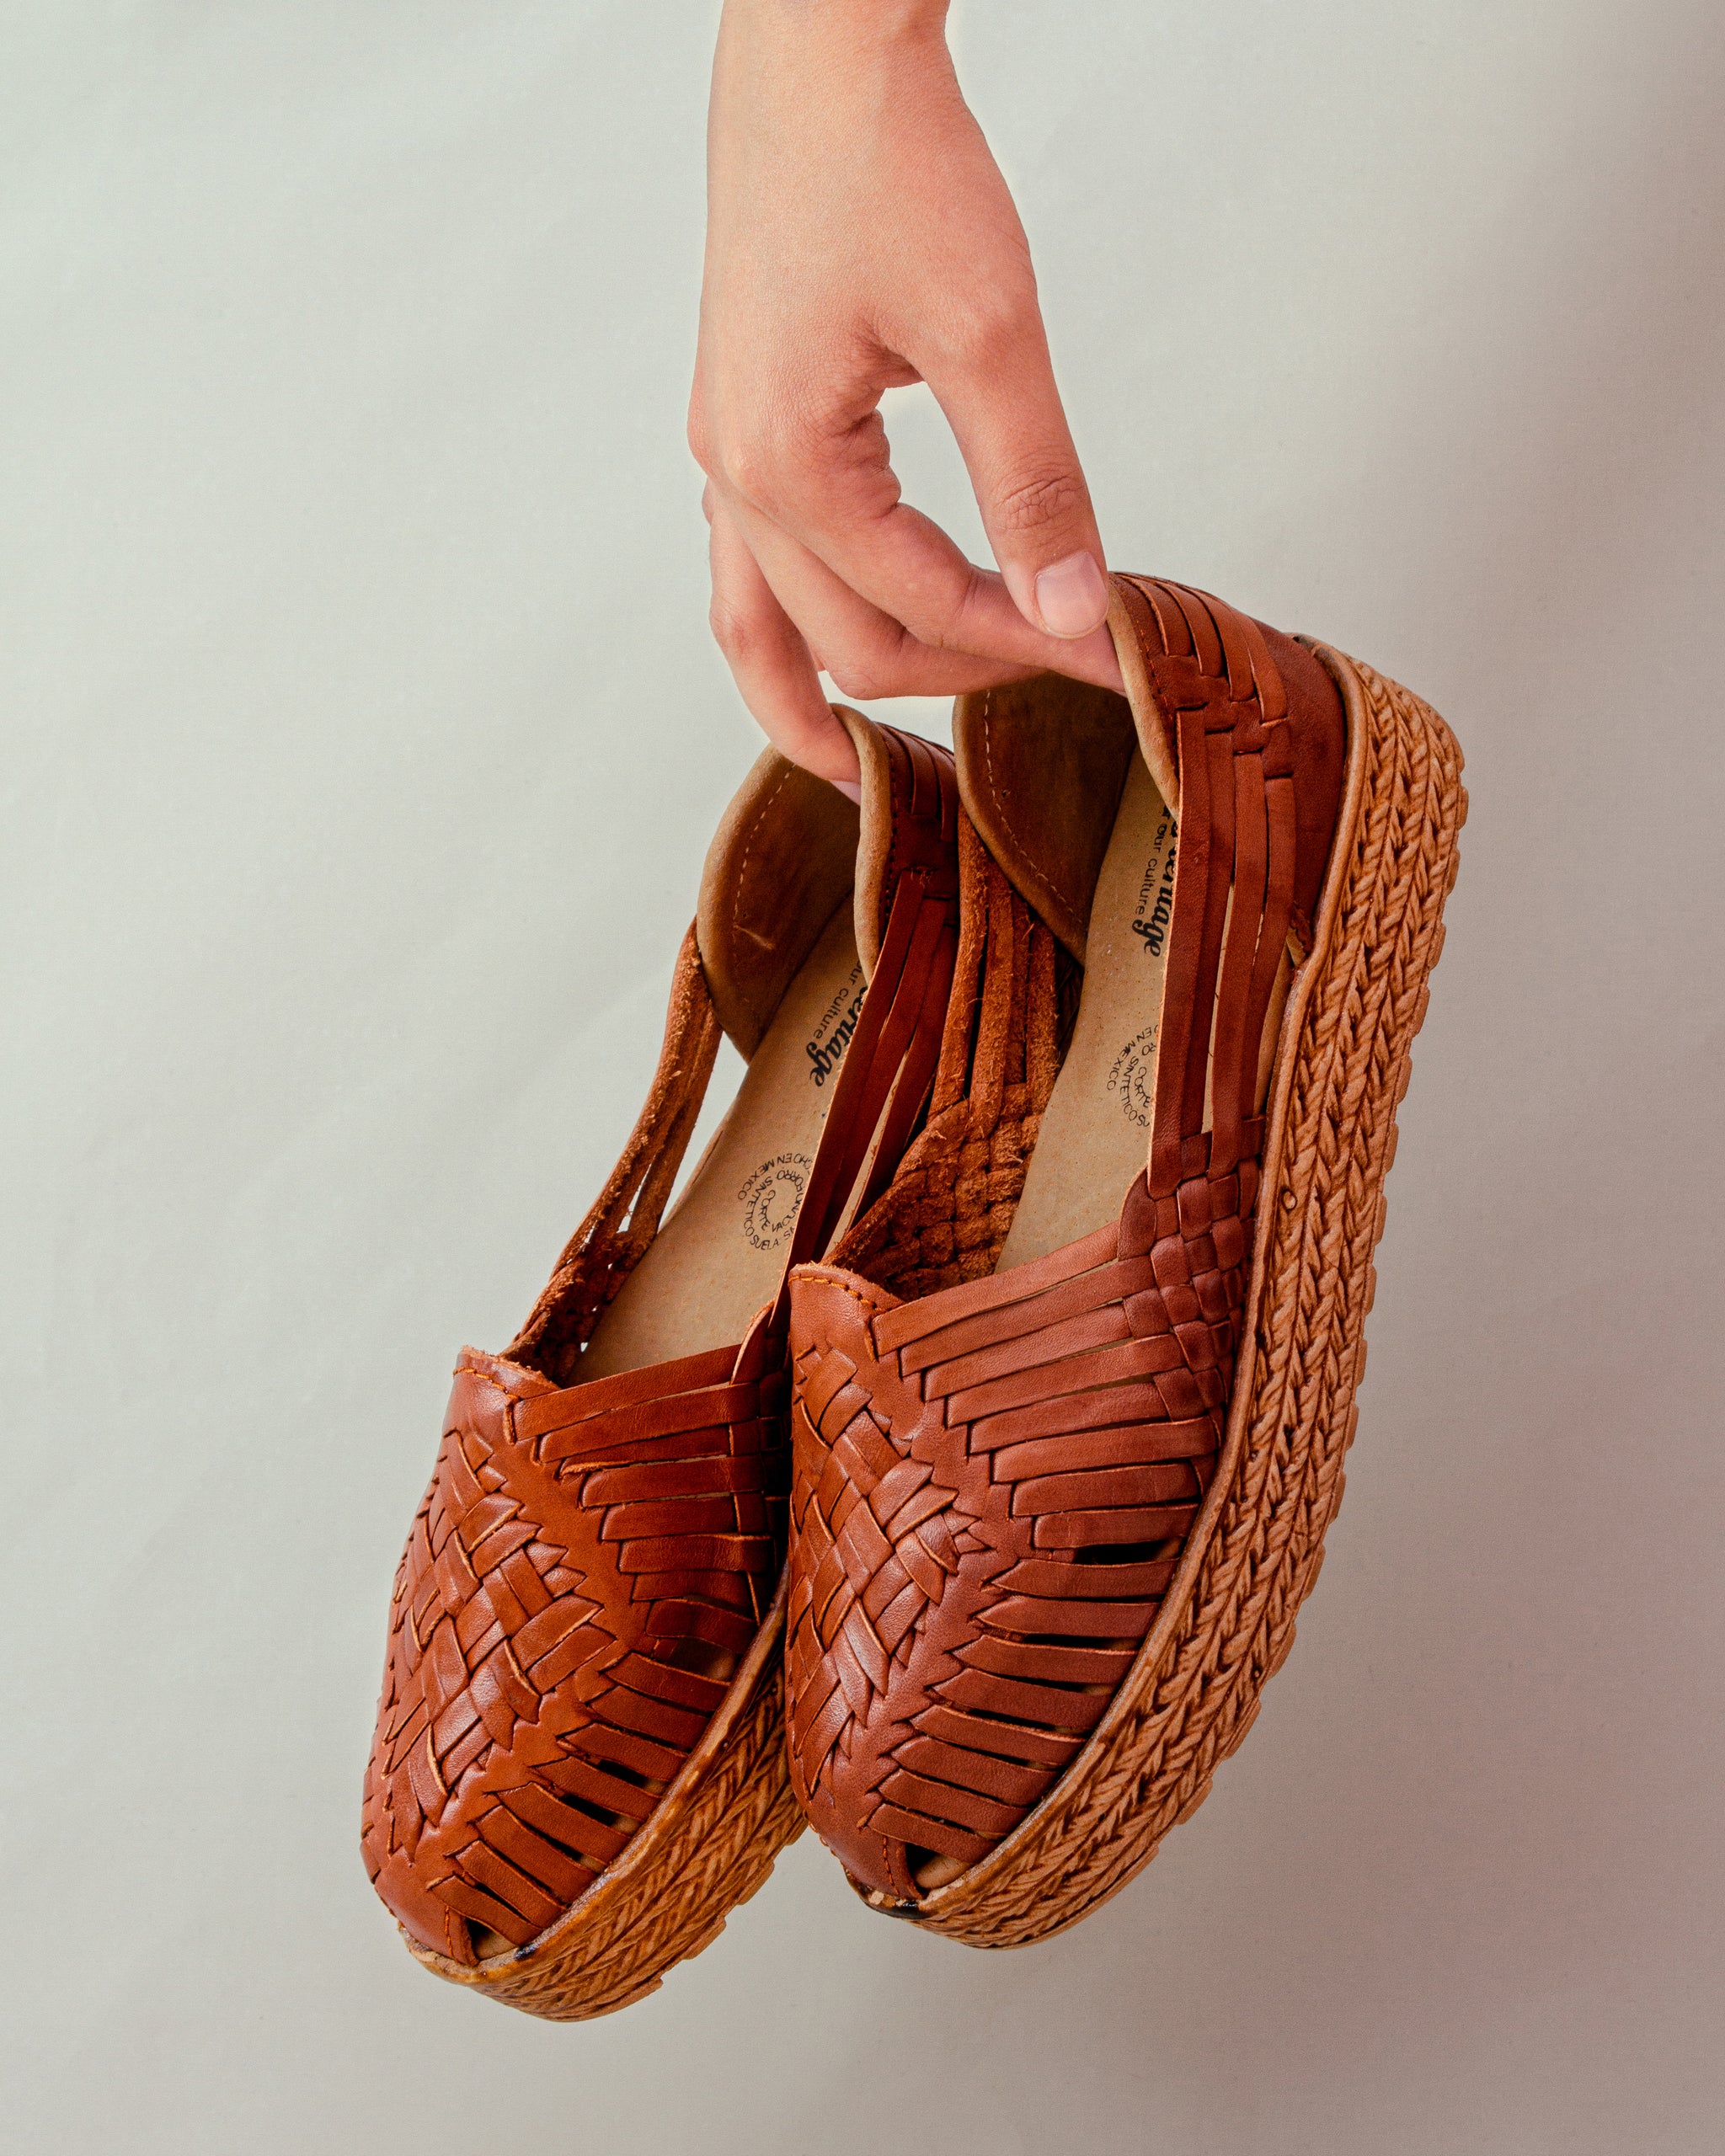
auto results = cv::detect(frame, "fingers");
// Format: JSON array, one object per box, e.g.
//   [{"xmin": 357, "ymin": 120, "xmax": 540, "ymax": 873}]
[
  {"xmin": 707, "ymin": 495, "xmax": 861, "ymax": 792},
  {"xmin": 922, "ymin": 308, "xmax": 1111, "ymax": 643},
  {"xmin": 699, "ymin": 371, "xmax": 1119, "ymax": 690},
  {"xmin": 724, "ymin": 491, "xmax": 1047, "ymax": 704}
]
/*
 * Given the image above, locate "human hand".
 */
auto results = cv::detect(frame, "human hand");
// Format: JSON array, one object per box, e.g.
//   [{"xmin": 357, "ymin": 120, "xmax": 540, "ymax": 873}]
[{"xmin": 691, "ymin": 0, "xmax": 1120, "ymax": 788}]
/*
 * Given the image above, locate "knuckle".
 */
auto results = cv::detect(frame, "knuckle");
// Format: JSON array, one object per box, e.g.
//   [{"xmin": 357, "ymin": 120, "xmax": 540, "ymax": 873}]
[
  {"xmin": 707, "ymin": 599, "xmax": 757, "ymax": 664},
  {"xmin": 823, "ymin": 622, "xmax": 911, "ymax": 702},
  {"xmin": 686, "ymin": 397, "xmax": 715, "ymax": 476},
  {"xmin": 893, "ymin": 580, "xmax": 969, "ymax": 654},
  {"xmin": 687, "ymin": 387, "xmax": 800, "ymax": 511},
  {"xmin": 911, "ymin": 568, "xmax": 998, "ymax": 657},
  {"xmin": 717, "ymin": 434, "xmax": 790, "ymax": 516},
  {"xmin": 824, "ymin": 658, "xmax": 885, "ymax": 702},
  {"xmin": 992, "ymin": 465, "xmax": 1087, "ymax": 536},
  {"xmin": 937, "ymin": 285, "xmax": 1036, "ymax": 376}
]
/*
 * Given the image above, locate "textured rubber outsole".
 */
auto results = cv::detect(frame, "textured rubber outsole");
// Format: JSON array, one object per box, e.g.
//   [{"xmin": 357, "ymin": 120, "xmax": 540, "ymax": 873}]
[
  {"xmin": 399, "ymin": 1593, "xmax": 804, "ymax": 2020},
  {"xmin": 886, "ymin": 644, "xmax": 1466, "ymax": 1947}
]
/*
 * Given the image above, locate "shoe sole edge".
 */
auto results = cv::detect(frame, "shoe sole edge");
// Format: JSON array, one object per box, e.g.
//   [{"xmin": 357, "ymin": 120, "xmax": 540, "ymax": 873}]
[
  {"xmin": 399, "ymin": 1592, "xmax": 804, "ymax": 2020},
  {"xmin": 897, "ymin": 643, "xmax": 1466, "ymax": 1947}
]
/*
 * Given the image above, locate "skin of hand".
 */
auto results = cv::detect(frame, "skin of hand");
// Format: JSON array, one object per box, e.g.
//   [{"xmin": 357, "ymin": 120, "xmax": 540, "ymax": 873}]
[{"xmin": 691, "ymin": 0, "xmax": 1121, "ymax": 790}]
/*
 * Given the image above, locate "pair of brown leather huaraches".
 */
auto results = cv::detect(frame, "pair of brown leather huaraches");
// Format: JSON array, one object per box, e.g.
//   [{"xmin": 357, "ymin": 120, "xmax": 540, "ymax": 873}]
[{"xmin": 362, "ymin": 574, "xmax": 1465, "ymax": 2020}]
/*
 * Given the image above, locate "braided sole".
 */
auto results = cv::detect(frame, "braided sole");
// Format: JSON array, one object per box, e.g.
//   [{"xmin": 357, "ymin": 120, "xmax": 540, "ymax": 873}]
[
  {"xmin": 901, "ymin": 647, "xmax": 1465, "ymax": 1947},
  {"xmin": 401, "ymin": 1607, "xmax": 804, "ymax": 2020}
]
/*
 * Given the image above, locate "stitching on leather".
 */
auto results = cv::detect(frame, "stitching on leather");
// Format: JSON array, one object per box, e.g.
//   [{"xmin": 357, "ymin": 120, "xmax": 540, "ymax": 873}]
[
  {"xmin": 879, "ymin": 733, "xmax": 902, "ymax": 951},
  {"xmin": 798, "ymin": 1268, "xmax": 897, "ymax": 1359},
  {"xmin": 799, "ymin": 1271, "xmax": 894, "ymax": 1322},
  {"xmin": 980, "ymin": 689, "xmax": 1082, "ymax": 921},
  {"xmin": 453, "ymin": 1364, "xmax": 511, "ymax": 1410},
  {"xmin": 729, "ymin": 763, "xmax": 795, "ymax": 1006}
]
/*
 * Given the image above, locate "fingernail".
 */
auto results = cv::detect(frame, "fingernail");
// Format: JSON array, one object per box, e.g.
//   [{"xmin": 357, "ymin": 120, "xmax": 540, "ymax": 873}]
[
  {"xmin": 1034, "ymin": 551, "xmax": 1108, "ymax": 638},
  {"xmin": 832, "ymin": 777, "xmax": 862, "ymax": 805}
]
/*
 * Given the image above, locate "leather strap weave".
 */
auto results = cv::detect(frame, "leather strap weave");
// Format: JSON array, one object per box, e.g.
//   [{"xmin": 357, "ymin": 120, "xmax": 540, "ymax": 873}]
[
  {"xmin": 364, "ymin": 722, "xmax": 961, "ymax": 1962},
  {"xmin": 365, "ymin": 1334, "xmax": 784, "ymax": 1959},
  {"xmin": 786, "ymin": 730, "xmax": 961, "ymax": 1278},
  {"xmin": 509, "ymin": 927, "xmax": 724, "ymax": 1385},
  {"xmin": 1114, "ymin": 578, "xmax": 1296, "ymax": 1196},
  {"xmin": 784, "ymin": 581, "xmax": 1305, "ymax": 1899}
]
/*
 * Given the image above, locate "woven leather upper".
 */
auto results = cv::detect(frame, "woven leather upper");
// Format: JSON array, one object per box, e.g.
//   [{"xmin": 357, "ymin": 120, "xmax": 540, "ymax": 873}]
[
  {"xmin": 783, "ymin": 577, "xmax": 1345, "ymax": 1900},
  {"xmin": 363, "ymin": 721, "xmax": 961, "ymax": 1964},
  {"xmin": 365, "ymin": 1335, "xmax": 784, "ymax": 1959}
]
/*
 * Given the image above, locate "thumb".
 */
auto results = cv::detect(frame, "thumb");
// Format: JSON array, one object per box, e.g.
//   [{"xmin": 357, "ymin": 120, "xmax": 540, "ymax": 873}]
[{"xmin": 926, "ymin": 315, "xmax": 1110, "ymax": 642}]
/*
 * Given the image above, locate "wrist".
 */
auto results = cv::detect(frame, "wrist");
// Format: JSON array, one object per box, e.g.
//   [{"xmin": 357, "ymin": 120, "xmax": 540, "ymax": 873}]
[{"xmin": 719, "ymin": 0, "xmax": 951, "ymax": 48}]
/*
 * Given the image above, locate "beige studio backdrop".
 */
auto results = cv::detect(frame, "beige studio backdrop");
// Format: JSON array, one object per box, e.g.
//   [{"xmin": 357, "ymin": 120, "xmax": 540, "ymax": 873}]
[{"xmin": 4, "ymin": 3, "xmax": 1722, "ymax": 2151}]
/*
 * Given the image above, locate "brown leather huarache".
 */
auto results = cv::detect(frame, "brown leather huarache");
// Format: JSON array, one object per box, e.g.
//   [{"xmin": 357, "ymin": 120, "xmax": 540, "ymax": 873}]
[
  {"xmin": 363, "ymin": 710, "xmax": 962, "ymax": 2018},
  {"xmin": 782, "ymin": 576, "xmax": 1465, "ymax": 1943}
]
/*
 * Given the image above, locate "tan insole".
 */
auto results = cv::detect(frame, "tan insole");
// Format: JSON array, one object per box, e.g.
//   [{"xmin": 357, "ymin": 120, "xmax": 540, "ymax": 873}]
[
  {"xmin": 1000, "ymin": 757, "xmax": 1296, "ymax": 1273},
  {"xmin": 999, "ymin": 759, "xmax": 1178, "ymax": 1271},
  {"xmin": 999, "ymin": 755, "xmax": 1291, "ymax": 1273},
  {"xmin": 580, "ymin": 905, "xmax": 866, "ymax": 1380}
]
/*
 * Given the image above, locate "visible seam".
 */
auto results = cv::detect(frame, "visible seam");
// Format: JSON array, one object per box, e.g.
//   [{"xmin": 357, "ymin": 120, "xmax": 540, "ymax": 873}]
[
  {"xmin": 980, "ymin": 691, "xmax": 1082, "ymax": 921},
  {"xmin": 792, "ymin": 1271, "xmax": 895, "ymax": 1323},
  {"xmin": 729, "ymin": 763, "xmax": 795, "ymax": 1026},
  {"xmin": 876, "ymin": 730, "xmax": 905, "ymax": 957}
]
